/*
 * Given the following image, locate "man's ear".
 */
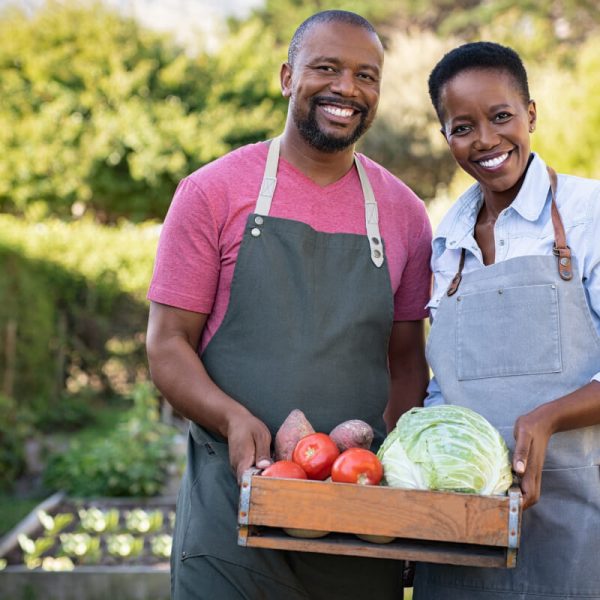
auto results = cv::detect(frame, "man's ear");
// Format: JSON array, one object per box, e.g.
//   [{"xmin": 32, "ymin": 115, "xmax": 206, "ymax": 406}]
[{"xmin": 280, "ymin": 62, "xmax": 292, "ymax": 98}]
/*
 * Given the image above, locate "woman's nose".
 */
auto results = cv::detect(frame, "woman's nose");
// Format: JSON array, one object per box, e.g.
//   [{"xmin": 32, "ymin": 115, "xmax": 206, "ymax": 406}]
[{"xmin": 474, "ymin": 122, "xmax": 500, "ymax": 149}]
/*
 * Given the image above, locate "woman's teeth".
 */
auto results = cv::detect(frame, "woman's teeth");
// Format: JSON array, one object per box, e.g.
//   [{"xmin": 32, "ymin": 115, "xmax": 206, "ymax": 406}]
[{"xmin": 479, "ymin": 153, "xmax": 509, "ymax": 168}]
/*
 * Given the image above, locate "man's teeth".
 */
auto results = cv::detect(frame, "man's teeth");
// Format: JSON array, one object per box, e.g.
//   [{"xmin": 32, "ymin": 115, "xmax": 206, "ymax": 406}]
[
  {"xmin": 322, "ymin": 105, "xmax": 354, "ymax": 117},
  {"xmin": 479, "ymin": 153, "xmax": 509, "ymax": 168}
]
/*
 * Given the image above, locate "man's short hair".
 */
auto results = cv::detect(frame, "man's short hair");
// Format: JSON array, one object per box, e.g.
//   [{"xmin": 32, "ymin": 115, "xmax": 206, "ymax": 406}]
[
  {"xmin": 288, "ymin": 10, "xmax": 378, "ymax": 66},
  {"xmin": 428, "ymin": 41, "xmax": 530, "ymax": 122}
]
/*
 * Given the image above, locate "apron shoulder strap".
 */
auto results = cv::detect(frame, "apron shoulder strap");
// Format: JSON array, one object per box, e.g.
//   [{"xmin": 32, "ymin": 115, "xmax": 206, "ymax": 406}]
[
  {"xmin": 547, "ymin": 166, "xmax": 573, "ymax": 281},
  {"xmin": 446, "ymin": 165, "xmax": 572, "ymax": 296},
  {"xmin": 254, "ymin": 138, "xmax": 385, "ymax": 268},
  {"xmin": 255, "ymin": 137, "xmax": 280, "ymax": 216},
  {"xmin": 354, "ymin": 155, "xmax": 384, "ymax": 268}
]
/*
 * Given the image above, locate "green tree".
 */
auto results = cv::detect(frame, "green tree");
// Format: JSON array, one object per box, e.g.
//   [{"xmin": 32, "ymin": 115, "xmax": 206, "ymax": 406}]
[{"xmin": 0, "ymin": 1, "xmax": 290, "ymax": 221}]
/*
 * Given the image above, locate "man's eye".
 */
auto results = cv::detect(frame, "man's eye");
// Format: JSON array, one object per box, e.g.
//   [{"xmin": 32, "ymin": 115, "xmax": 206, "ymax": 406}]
[
  {"xmin": 316, "ymin": 65, "xmax": 336, "ymax": 72},
  {"xmin": 357, "ymin": 72, "xmax": 376, "ymax": 82}
]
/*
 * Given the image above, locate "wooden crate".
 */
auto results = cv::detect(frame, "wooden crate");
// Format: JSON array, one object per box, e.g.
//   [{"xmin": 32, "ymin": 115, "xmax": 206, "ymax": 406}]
[{"xmin": 238, "ymin": 469, "xmax": 522, "ymax": 568}]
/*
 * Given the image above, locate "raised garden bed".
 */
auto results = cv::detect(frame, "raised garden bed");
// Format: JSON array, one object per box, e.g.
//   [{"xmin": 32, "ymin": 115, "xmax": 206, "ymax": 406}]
[{"xmin": 0, "ymin": 492, "xmax": 175, "ymax": 600}]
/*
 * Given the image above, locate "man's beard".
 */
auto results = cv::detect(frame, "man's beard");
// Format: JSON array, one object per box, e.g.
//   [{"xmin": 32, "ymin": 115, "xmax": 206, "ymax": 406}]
[{"xmin": 293, "ymin": 97, "xmax": 371, "ymax": 153}]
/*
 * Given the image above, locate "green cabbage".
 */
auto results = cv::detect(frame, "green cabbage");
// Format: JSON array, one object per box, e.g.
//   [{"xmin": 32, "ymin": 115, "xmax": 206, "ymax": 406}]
[{"xmin": 377, "ymin": 405, "xmax": 513, "ymax": 495}]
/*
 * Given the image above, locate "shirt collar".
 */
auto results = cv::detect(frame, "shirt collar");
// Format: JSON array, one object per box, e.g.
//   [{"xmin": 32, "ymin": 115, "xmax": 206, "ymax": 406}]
[{"xmin": 433, "ymin": 153, "xmax": 551, "ymax": 256}]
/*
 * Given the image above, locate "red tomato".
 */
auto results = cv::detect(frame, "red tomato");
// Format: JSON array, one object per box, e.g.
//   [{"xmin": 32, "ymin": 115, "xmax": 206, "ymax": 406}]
[
  {"xmin": 261, "ymin": 460, "xmax": 307, "ymax": 479},
  {"xmin": 292, "ymin": 433, "xmax": 340, "ymax": 480},
  {"xmin": 331, "ymin": 448, "xmax": 383, "ymax": 485}
]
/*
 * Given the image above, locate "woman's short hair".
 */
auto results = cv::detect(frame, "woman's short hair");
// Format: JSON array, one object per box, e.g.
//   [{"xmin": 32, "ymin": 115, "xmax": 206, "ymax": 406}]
[{"xmin": 428, "ymin": 41, "xmax": 530, "ymax": 122}]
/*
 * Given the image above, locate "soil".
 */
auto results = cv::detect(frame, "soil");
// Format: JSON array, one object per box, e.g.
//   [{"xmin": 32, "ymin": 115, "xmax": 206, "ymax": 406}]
[{"xmin": 4, "ymin": 496, "xmax": 176, "ymax": 568}]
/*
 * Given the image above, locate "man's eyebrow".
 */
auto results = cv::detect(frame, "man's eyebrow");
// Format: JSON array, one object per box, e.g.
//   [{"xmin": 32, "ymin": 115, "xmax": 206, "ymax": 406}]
[{"xmin": 308, "ymin": 56, "xmax": 381, "ymax": 74}]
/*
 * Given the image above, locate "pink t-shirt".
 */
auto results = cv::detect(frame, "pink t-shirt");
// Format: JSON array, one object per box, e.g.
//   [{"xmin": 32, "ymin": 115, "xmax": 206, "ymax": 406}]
[{"xmin": 148, "ymin": 142, "xmax": 432, "ymax": 351}]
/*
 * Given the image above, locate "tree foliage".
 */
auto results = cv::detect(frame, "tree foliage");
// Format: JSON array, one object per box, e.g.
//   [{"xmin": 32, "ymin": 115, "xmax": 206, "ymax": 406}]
[
  {"xmin": 0, "ymin": 1, "xmax": 285, "ymax": 221},
  {"xmin": 0, "ymin": 0, "xmax": 599, "ymax": 220}
]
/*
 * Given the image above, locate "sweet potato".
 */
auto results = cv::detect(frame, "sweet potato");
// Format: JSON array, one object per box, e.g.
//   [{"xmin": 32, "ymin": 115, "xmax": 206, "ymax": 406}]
[
  {"xmin": 329, "ymin": 419, "xmax": 374, "ymax": 452},
  {"xmin": 274, "ymin": 409, "xmax": 315, "ymax": 461}
]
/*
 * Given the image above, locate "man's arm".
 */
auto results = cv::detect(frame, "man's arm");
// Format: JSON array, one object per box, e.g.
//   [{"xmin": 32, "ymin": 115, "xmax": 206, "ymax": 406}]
[
  {"xmin": 146, "ymin": 301, "xmax": 272, "ymax": 481},
  {"xmin": 384, "ymin": 320, "xmax": 429, "ymax": 432}
]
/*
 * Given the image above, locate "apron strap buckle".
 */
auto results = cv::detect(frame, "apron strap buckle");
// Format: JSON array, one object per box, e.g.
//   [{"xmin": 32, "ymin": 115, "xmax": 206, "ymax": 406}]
[{"xmin": 553, "ymin": 244, "xmax": 573, "ymax": 281}]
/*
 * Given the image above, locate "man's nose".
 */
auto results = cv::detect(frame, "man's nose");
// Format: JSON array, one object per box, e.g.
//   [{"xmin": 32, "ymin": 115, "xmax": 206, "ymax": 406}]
[{"xmin": 329, "ymin": 69, "xmax": 357, "ymax": 96}]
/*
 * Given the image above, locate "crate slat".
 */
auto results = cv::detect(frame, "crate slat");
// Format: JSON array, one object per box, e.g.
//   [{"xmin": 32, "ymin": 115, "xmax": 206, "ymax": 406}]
[{"xmin": 241, "ymin": 528, "xmax": 512, "ymax": 568}]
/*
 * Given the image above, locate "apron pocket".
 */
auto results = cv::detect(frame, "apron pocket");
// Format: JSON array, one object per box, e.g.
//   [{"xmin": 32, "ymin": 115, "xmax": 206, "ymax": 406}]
[{"xmin": 456, "ymin": 283, "xmax": 562, "ymax": 380}]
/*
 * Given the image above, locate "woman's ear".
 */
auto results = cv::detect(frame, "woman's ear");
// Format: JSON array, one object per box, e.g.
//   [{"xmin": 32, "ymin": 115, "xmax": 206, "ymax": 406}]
[
  {"xmin": 280, "ymin": 63, "xmax": 293, "ymax": 98},
  {"xmin": 440, "ymin": 126, "xmax": 449, "ymax": 144},
  {"xmin": 528, "ymin": 99, "xmax": 537, "ymax": 133}
]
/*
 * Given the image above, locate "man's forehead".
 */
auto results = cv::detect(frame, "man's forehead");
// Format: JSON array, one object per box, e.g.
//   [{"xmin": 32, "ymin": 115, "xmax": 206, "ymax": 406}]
[{"xmin": 297, "ymin": 21, "xmax": 383, "ymax": 65}]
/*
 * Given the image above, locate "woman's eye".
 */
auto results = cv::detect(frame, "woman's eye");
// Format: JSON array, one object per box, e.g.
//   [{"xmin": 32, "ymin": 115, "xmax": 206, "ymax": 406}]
[
  {"xmin": 494, "ymin": 112, "xmax": 512, "ymax": 121},
  {"xmin": 451, "ymin": 125, "xmax": 470, "ymax": 136}
]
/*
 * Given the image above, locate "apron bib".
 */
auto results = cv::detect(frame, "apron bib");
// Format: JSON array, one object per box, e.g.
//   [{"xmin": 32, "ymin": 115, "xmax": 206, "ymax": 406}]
[
  {"xmin": 172, "ymin": 138, "xmax": 404, "ymax": 599},
  {"xmin": 415, "ymin": 170, "xmax": 600, "ymax": 599}
]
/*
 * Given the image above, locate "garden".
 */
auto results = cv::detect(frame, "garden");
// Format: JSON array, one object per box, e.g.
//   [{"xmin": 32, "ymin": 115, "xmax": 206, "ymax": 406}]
[{"xmin": 1, "ymin": 0, "xmax": 599, "ymax": 598}]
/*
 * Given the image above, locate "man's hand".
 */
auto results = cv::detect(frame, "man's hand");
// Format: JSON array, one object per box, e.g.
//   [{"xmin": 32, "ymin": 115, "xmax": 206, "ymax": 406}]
[
  {"xmin": 147, "ymin": 302, "xmax": 272, "ymax": 483},
  {"xmin": 225, "ymin": 410, "xmax": 273, "ymax": 483}
]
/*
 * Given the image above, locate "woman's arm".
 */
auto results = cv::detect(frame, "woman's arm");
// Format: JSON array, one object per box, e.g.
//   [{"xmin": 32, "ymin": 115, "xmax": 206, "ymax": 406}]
[{"xmin": 512, "ymin": 380, "xmax": 600, "ymax": 509}]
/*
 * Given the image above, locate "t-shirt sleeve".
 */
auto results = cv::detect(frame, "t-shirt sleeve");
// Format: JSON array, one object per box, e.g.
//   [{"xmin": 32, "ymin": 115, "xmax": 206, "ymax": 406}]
[
  {"xmin": 393, "ymin": 202, "xmax": 432, "ymax": 321},
  {"xmin": 147, "ymin": 177, "xmax": 220, "ymax": 314}
]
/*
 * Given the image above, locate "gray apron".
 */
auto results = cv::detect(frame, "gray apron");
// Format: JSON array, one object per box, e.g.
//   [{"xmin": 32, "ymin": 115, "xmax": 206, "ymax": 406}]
[
  {"xmin": 171, "ymin": 137, "xmax": 404, "ymax": 599},
  {"xmin": 415, "ymin": 169, "xmax": 600, "ymax": 600}
]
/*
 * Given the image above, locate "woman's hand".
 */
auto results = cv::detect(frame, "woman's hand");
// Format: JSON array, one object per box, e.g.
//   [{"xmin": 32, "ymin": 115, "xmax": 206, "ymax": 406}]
[
  {"xmin": 512, "ymin": 381, "xmax": 600, "ymax": 509},
  {"xmin": 512, "ymin": 408, "xmax": 554, "ymax": 509}
]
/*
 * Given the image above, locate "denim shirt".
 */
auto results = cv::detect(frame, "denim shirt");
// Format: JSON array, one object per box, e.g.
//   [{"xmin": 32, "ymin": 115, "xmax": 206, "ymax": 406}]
[{"xmin": 426, "ymin": 153, "xmax": 600, "ymax": 405}]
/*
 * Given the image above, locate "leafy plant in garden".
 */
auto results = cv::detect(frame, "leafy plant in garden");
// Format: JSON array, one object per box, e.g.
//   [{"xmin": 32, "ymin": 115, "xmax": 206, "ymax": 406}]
[
  {"xmin": 43, "ymin": 383, "xmax": 179, "ymax": 497},
  {"xmin": 6, "ymin": 501, "xmax": 176, "ymax": 571}
]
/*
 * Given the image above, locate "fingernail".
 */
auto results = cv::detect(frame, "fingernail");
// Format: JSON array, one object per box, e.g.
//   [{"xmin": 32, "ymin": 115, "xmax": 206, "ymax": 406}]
[
  {"xmin": 256, "ymin": 459, "xmax": 271, "ymax": 468},
  {"xmin": 516, "ymin": 460, "xmax": 525, "ymax": 473}
]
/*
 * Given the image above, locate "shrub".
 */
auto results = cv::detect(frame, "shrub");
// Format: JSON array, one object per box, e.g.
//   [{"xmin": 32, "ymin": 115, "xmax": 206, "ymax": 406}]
[
  {"xmin": 0, "ymin": 393, "xmax": 32, "ymax": 490},
  {"xmin": 43, "ymin": 384, "xmax": 179, "ymax": 497},
  {"xmin": 0, "ymin": 215, "xmax": 157, "ymax": 419}
]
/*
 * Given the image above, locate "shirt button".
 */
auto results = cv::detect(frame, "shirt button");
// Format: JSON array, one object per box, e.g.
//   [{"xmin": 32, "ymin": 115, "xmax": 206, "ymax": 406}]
[
  {"xmin": 373, "ymin": 249, "xmax": 382, "ymax": 259},
  {"xmin": 251, "ymin": 227, "xmax": 261, "ymax": 237},
  {"xmin": 499, "ymin": 239, "xmax": 505, "ymax": 246},
  {"xmin": 254, "ymin": 216, "xmax": 264, "ymax": 225},
  {"xmin": 371, "ymin": 237, "xmax": 380, "ymax": 245}
]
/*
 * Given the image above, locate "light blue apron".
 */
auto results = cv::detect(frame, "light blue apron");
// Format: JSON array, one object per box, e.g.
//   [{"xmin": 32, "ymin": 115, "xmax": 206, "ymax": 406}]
[{"xmin": 415, "ymin": 169, "xmax": 600, "ymax": 599}]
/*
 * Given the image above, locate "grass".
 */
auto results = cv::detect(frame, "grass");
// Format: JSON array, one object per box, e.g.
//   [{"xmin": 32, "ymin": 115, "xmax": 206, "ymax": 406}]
[{"xmin": 0, "ymin": 494, "xmax": 43, "ymax": 537}]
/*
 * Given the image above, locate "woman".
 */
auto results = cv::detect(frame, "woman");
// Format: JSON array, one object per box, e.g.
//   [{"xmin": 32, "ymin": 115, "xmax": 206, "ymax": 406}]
[{"xmin": 415, "ymin": 41, "xmax": 600, "ymax": 600}]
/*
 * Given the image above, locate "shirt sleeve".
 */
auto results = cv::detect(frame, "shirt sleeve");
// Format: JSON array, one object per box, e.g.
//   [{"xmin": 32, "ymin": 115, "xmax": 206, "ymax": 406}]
[
  {"xmin": 584, "ymin": 187, "xmax": 600, "ymax": 383},
  {"xmin": 424, "ymin": 374, "xmax": 444, "ymax": 407},
  {"xmin": 393, "ymin": 204, "xmax": 433, "ymax": 321},
  {"xmin": 147, "ymin": 177, "xmax": 220, "ymax": 314}
]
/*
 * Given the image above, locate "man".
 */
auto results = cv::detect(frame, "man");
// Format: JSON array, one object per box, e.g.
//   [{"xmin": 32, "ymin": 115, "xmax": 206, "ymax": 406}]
[{"xmin": 146, "ymin": 10, "xmax": 431, "ymax": 599}]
